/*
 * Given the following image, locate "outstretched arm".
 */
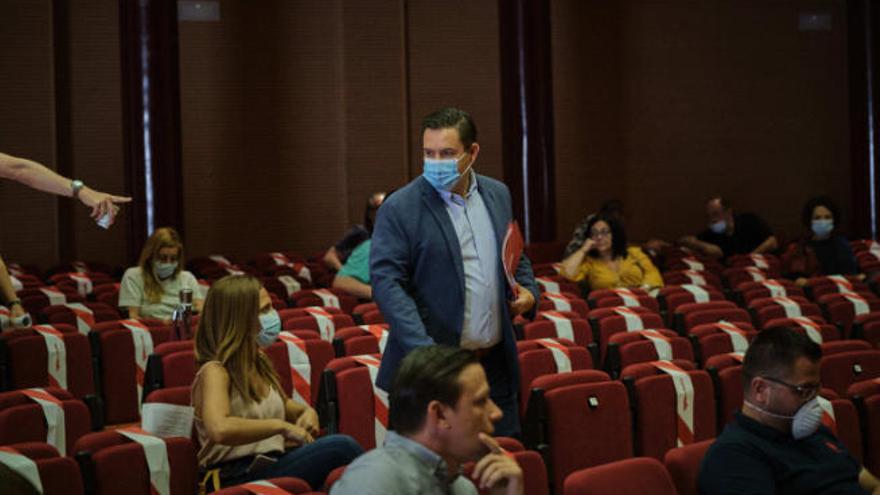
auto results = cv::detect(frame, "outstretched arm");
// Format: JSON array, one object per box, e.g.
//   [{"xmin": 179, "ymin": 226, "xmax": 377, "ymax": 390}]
[{"xmin": 0, "ymin": 152, "xmax": 131, "ymax": 226}]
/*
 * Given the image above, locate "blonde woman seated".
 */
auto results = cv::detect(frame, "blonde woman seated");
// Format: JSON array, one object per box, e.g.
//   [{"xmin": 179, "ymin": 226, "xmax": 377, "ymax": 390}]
[
  {"xmin": 119, "ymin": 227, "xmax": 203, "ymax": 322},
  {"xmin": 560, "ymin": 214, "xmax": 664, "ymax": 292},
  {"xmin": 192, "ymin": 275, "xmax": 362, "ymax": 491}
]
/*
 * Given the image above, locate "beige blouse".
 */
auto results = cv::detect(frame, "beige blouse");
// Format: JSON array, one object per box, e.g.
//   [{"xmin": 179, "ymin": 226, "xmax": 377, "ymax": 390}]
[{"xmin": 191, "ymin": 361, "xmax": 285, "ymax": 467}]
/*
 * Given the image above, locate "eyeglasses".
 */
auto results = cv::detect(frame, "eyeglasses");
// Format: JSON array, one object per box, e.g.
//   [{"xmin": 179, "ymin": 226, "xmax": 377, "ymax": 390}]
[
  {"xmin": 590, "ymin": 229, "xmax": 611, "ymax": 239},
  {"xmin": 761, "ymin": 376, "xmax": 821, "ymax": 400}
]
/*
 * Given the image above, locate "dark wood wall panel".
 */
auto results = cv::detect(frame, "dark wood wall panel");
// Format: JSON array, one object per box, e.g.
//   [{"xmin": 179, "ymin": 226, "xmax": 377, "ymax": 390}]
[
  {"xmin": 553, "ymin": 0, "xmax": 851, "ymax": 246},
  {"xmin": 0, "ymin": 1, "xmax": 58, "ymax": 266},
  {"xmin": 69, "ymin": 0, "xmax": 127, "ymax": 266},
  {"xmin": 406, "ymin": 0, "xmax": 504, "ymax": 181}
]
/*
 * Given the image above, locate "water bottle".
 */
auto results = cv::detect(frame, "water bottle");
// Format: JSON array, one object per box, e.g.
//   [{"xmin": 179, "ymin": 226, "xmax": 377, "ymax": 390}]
[{"xmin": 172, "ymin": 289, "xmax": 194, "ymax": 340}]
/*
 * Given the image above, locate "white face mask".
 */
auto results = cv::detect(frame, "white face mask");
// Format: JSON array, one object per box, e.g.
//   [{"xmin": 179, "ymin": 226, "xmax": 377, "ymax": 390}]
[
  {"xmin": 744, "ymin": 396, "xmax": 823, "ymax": 439},
  {"xmin": 709, "ymin": 220, "xmax": 727, "ymax": 234}
]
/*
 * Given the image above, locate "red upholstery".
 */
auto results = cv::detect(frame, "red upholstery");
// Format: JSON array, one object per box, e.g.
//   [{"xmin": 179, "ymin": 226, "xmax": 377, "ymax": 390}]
[
  {"xmin": 694, "ymin": 330, "xmax": 757, "ymax": 365},
  {"xmin": 322, "ymin": 465, "xmax": 346, "ymax": 492},
  {"xmin": 43, "ymin": 302, "xmax": 121, "ymax": 329},
  {"xmin": 740, "ymin": 285, "xmax": 806, "ymax": 305},
  {"xmin": 265, "ymin": 339, "xmax": 334, "ymax": 405},
  {"xmin": 292, "ymin": 289, "xmax": 359, "ymax": 315},
  {"xmin": 688, "ymin": 321, "xmax": 756, "ymax": 338},
  {"xmin": 821, "ymin": 296, "xmax": 880, "ymax": 337},
  {"xmin": 362, "ymin": 310, "xmax": 385, "ymax": 324},
  {"xmin": 90, "ymin": 323, "xmax": 173, "ymax": 424},
  {"xmin": 820, "ymin": 350, "xmax": 880, "ymax": 397},
  {"xmin": 594, "ymin": 295, "xmax": 660, "ymax": 313},
  {"xmin": 3, "ymin": 442, "xmax": 85, "ymax": 495},
  {"xmin": 761, "ymin": 317, "xmax": 839, "ymax": 341},
  {"xmin": 542, "ymin": 381, "xmax": 633, "ymax": 493},
  {"xmin": 0, "ymin": 326, "xmax": 95, "ymax": 400},
  {"xmin": 823, "ymin": 395, "xmax": 863, "ymax": 464},
  {"xmin": 282, "ymin": 315, "xmax": 356, "ymax": 339},
  {"xmin": 279, "ymin": 307, "xmax": 343, "ymax": 321},
  {"xmin": 522, "ymin": 319, "xmax": 593, "ymax": 349},
  {"xmin": 212, "ymin": 477, "xmax": 312, "ymax": 494},
  {"xmin": 627, "ymin": 369, "xmax": 716, "ymax": 460},
  {"xmin": 321, "ymin": 355, "xmax": 383, "ymax": 450},
  {"xmin": 538, "ymin": 298, "xmax": 591, "ymax": 319},
  {"xmin": 663, "ymin": 439, "xmax": 714, "ymax": 495},
  {"xmin": 563, "ymin": 457, "xmax": 676, "ymax": 495},
  {"xmin": 332, "ymin": 325, "xmax": 389, "ymax": 357},
  {"xmin": 595, "ymin": 312, "xmax": 665, "ymax": 363},
  {"xmin": 606, "ymin": 330, "xmax": 694, "ymax": 376},
  {"xmin": 661, "ymin": 270, "xmax": 723, "ymax": 290},
  {"xmin": 862, "ymin": 320, "xmax": 880, "ymax": 348},
  {"xmin": 587, "ymin": 288, "xmax": 651, "ymax": 305},
  {"xmin": 518, "ymin": 345, "xmax": 595, "ymax": 415},
  {"xmin": 74, "ymin": 431, "xmax": 197, "ymax": 495},
  {"xmin": 620, "ymin": 360, "xmax": 696, "ymax": 380},
  {"xmin": 722, "ymin": 266, "xmax": 780, "ymax": 290},
  {"xmin": 706, "ymin": 360, "xmax": 741, "ymax": 430},
  {"xmin": 847, "ymin": 378, "xmax": 880, "ymax": 476},
  {"xmin": 682, "ymin": 307, "xmax": 751, "ymax": 334},
  {"xmin": 144, "ymin": 386, "xmax": 191, "ymax": 406},
  {"xmin": 0, "ymin": 388, "xmax": 91, "ymax": 454}
]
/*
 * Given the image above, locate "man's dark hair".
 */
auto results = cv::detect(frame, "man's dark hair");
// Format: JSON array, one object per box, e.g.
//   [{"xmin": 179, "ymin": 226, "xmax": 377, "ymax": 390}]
[
  {"xmin": 801, "ymin": 195, "xmax": 840, "ymax": 229},
  {"xmin": 389, "ymin": 345, "xmax": 479, "ymax": 435},
  {"xmin": 585, "ymin": 213, "xmax": 628, "ymax": 259},
  {"xmin": 742, "ymin": 327, "xmax": 822, "ymax": 394},
  {"xmin": 708, "ymin": 196, "xmax": 732, "ymax": 211},
  {"xmin": 421, "ymin": 107, "xmax": 478, "ymax": 148}
]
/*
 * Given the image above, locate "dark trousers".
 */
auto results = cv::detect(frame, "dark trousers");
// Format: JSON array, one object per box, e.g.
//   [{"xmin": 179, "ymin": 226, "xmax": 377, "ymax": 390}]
[{"xmin": 480, "ymin": 343, "xmax": 521, "ymax": 438}]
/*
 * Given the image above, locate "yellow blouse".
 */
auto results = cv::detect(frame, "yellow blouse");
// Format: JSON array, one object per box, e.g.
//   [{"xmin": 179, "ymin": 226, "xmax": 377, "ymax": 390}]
[{"xmin": 565, "ymin": 246, "xmax": 664, "ymax": 290}]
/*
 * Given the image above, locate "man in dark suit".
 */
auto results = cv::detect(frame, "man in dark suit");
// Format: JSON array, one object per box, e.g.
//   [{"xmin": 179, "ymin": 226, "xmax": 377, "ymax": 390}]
[{"xmin": 370, "ymin": 107, "xmax": 538, "ymax": 437}]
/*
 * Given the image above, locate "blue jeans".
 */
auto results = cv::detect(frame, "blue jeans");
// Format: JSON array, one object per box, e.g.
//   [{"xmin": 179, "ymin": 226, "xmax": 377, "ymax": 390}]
[{"xmin": 212, "ymin": 434, "xmax": 362, "ymax": 491}]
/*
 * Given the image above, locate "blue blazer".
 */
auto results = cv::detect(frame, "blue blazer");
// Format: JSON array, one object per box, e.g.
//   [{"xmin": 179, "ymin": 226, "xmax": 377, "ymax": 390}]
[{"xmin": 369, "ymin": 174, "xmax": 539, "ymax": 393}]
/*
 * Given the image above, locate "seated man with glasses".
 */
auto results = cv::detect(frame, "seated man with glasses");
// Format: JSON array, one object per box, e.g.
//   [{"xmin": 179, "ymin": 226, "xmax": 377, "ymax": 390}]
[
  {"xmin": 699, "ymin": 327, "xmax": 880, "ymax": 495},
  {"xmin": 559, "ymin": 214, "xmax": 663, "ymax": 293}
]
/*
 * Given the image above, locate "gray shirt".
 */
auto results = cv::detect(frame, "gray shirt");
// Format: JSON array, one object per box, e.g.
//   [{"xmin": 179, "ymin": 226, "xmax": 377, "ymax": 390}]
[
  {"xmin": 329, "ymin": 431, "xmax": 478, "ymax": 495},
  {"xmin": 438, "ymin": 170, "xmax": 501, "ymax": 350}
]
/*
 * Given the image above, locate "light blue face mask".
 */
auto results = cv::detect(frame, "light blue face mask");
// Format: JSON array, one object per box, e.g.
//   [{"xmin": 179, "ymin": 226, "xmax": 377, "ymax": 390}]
[
  {"xmin": 812, "ymin": 219, "xmax": 833, "ymax": 238},
  {"xmin": 423, "ymin": 153, "xmax": 473, "ymax": 192},
  {"xmin": 153, "ymin": 261, "xmax": 177, "ymax": 280},
  {"xmin": 257, "ymin": 309, "xmax": 282, "ymax": 347},
  {"xmin": 709, "ymin": 220, "xmax": 727, "ymax": 234}
]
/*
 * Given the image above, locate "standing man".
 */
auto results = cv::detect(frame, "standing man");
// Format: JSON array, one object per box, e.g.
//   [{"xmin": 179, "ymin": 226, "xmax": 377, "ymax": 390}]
[{"xmin": 370, "ymin": 107, "xmax": 538, "ymax": 437}]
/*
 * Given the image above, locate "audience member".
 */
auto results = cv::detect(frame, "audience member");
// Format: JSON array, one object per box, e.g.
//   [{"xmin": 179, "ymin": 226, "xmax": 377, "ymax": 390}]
[
  {"xmin": 119, "ymin": 227, "xmax": 204, "ymax": 321},
  {"xmin": 192, "ymin": 275, "xmax": 362, "ymax": 492},
  {"xmin": 782, "ymin": 196, "xmax": 859, "ymax": 285},
  {"xmin": 370, "ymin": 107, "xmax": 538, "ymax": 438},
  {"xmin": 679, "ymin": 196, "xmax": 777, "ymax": 259},
  {"xmin": 331, "ymin": 239, "xmax": 372, "ymax": 299},
  {"xmin": 699, "ymin": 327, "xmax": 880, "ymax": 495},
  {"xmin": 330, "ymin": 345, "xmax": 523, "ymax": 495},
  {"xmin": 323, "ymin": 192, "xmax": 385, "ymax": 271},
  {"xmin": 563, "ymin": 199, "xmax": 669, "ymax": 259},
  {"xmin": 560, "ymin": 214, "xmax": 663, "ymax": 292}
]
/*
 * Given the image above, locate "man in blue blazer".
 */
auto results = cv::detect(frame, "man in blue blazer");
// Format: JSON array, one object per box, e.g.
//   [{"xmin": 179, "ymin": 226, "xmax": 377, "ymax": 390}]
[{"xmin": 370, "ymin": 107, "xmax": 539, "ymax": 437}]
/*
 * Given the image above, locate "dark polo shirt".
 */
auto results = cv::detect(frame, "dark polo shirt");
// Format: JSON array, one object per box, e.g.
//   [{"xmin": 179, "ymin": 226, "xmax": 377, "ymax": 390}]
[{"xmin": 698, "ymin": 411, "xmax": 866, "ymax": 495}]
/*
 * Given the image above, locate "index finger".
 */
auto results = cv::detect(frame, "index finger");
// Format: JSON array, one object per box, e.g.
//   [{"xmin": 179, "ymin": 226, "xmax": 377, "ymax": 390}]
[{"xmin": 479, "ymin": 433, "xmax": 502, "ymax": 455}]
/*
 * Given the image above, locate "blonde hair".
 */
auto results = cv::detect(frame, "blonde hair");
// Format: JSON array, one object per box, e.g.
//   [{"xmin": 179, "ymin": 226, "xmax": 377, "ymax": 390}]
[
  {"xmin": 138, "ymin": 227, "xmax": 184, "ymax": 303},
  {"xmin": 195, "ymin": 275, "xmax": 283, "ymax": 404}
]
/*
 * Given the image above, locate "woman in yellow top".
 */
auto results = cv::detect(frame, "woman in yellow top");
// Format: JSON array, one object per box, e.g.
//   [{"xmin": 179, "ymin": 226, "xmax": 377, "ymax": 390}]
[{"xmin": 560, "ymin": 214, "xmax": 664, "ymax": 291}]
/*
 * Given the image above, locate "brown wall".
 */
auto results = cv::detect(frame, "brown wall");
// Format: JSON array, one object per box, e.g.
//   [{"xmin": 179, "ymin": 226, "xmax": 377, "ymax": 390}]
[
  {"xmin": 0, "ymin": 0, "xmax": 856, "ymax": 270},
  {"xmin": 552, "ymin": 0, "xmax": 851, "ymax": 247},
  {"xmin": 0, "ymin": 1, "xmax": 58, "ymax": 267},
  {"xmin": 178, "ymin": 0, "xmax": 503, "ymax": 259},
  {"xmin": 0, "ymin": 0, "xmax": 125, "ymax": 269}
]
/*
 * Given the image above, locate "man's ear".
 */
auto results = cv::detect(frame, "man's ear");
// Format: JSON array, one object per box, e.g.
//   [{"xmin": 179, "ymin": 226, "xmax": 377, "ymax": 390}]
[
  {"xmin": 750, "ymin": 376, "xmax": 770, "ymax": 404},
  {"xmin": 469, "ymin": 142, "xmax": 481, "ymax": 162},
  {"xmin": 427, "ymin": 400, "xmax": 452, "ymax": 431}
]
